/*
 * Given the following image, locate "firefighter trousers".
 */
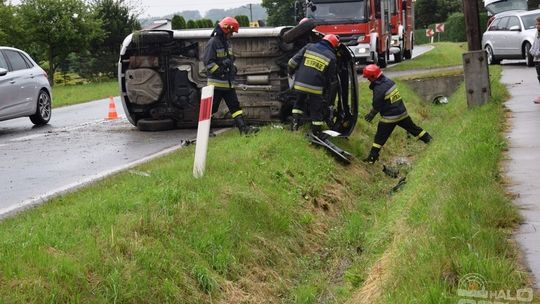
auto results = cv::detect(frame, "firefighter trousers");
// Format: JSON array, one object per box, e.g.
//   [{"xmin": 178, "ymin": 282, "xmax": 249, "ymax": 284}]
[
  {"xmin": 374, "ymin": 116, "xmax": 426, "ymax": 147},
  {"xmin": 212, "ymin": 88, "xmax": 242, "ymax": 116},
  {"xmin": 292, "ymin": 92, "xmax": 324, "ymax": 124}
]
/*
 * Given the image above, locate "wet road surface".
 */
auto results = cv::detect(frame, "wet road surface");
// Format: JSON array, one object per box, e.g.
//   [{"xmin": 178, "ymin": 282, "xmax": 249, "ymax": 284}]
[{"xmin": 0, "ymin": 97, "xmax": 198, "ymax": 216}]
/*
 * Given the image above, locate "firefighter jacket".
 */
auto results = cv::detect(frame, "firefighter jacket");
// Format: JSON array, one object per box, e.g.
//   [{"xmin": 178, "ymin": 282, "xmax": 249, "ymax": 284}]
[
  {"xmin": 288, "ymin": 40, "xmax": 337, "ymax": 95},
  {"xmin": 369, "ymin": 75, "xmax": 408, "ymax": 123},
  {"xmin": 203, "ymin": 30, "xmax": 236, "ymax": 89}
]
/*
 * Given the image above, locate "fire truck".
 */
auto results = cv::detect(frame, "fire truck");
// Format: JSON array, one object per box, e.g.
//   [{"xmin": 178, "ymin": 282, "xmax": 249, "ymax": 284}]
[{"xmin": 295, "ymin": 0, "xmax": 415, "ymax": 68}]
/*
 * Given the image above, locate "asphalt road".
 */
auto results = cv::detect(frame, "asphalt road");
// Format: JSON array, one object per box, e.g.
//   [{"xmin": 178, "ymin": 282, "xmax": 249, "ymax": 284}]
[
  {"xmin": 0, "ymin": 44, "xmax": 434, "ymax": 218},
  {"xmin": 0, "ymin": 97, "xmax": 198, "ymax": 216}
]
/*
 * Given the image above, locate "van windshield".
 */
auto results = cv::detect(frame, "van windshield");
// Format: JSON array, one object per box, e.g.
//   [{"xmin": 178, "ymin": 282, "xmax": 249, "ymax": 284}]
[{"xmin": 307, "ymin": 0, "xmax": 367, "ymax": 22}]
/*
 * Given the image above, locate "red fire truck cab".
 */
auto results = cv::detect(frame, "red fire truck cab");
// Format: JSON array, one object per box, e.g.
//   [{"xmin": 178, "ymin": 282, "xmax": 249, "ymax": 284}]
[{"xmin": 297, "ymin": 0, "xmax": 414, "ymax": 67}]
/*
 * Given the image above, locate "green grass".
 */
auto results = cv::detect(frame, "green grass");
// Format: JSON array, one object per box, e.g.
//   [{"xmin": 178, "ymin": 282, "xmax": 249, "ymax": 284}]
[
  {"xmin": 387, "ymin": 42, "xmax": 468, "ymax": 71},
  {"xmin": 332, "ymin": 65, "xmax": 534, "ymax": 303},
  {"xmin": 52, "ymin": 80, "xmax": 118, "ymax": 107},
  {"xmin": 0, "ymin": 44, "xmax": 534, "ymax": 302}
]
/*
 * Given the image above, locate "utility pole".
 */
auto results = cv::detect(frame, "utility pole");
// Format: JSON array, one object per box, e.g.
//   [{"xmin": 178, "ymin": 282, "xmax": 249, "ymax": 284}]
[
  {"xmin": 462, "ymin": 0, "xmax": 490, "ymax": 107},
  {"xmin": 243, "ymin": 4, "xmax": 253, "ymax": 21}
]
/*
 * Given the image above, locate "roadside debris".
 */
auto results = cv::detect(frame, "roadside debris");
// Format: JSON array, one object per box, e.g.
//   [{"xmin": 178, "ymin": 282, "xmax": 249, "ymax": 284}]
[
  {"xmin": 307, "ymin": 131, "xmax": 353, "ymax": 164},
  {"xmin": 391, "ymin": 177, "xmax": 407, "ymax": 193},
  {"xmin": 382, "ymin": 165, "xmax": 400, "ymax": 178}
]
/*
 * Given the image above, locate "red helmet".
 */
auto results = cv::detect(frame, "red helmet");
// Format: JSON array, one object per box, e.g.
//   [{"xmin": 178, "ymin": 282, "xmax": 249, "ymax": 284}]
[
  {"xmin": 219, "ymin": 17, "xmax": 239, "ymax": 34},
  {"xmin": 322, "ymin": 34, "xmax": 340, "ymax": 48},
  {"xmin": 363, "ymin": 64, "xmax": 382, "ymax": 80}
]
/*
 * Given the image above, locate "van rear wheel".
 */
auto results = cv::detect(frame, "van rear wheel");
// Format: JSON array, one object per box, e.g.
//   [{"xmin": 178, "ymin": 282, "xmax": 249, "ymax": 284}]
[{"xmin": 282, "ymin": 19, "xmax": 316, "ymax": 43}]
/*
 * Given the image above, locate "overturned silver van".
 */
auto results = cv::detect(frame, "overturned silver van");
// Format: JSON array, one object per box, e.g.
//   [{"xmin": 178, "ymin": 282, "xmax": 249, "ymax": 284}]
[{"xmin": 118, "ymin": 25, "xmax": 358, "ymax": 134}]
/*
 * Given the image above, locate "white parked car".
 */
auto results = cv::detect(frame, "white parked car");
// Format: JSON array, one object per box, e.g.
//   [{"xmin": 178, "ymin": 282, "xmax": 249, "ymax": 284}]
[
  {"xmin": 482, "ymin": 9, "xmax": 540, "ymax": 67},
  {"xmin": 0, "ymin": 46, "xmax": 52, "ymax": 125}
]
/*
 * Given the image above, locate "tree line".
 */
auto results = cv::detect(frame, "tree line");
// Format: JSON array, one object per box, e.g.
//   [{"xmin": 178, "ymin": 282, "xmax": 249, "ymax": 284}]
[
  {"xmin": 3, "ymin": 0, "xmax": 539, "ymax": 85},
  {"xmin": 170, "ymin": 15, "xmax": 251, "ymax": 30},
  {"xmin": 0, "ymin": 0, "xmax": 140, "ymax": 85}
]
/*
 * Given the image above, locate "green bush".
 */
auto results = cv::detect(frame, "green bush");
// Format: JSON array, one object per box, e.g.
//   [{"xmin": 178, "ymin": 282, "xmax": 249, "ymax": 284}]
[
  {"xmin": 413, "ymin": 13, "xmax": 488, "ymax": 45},
  {"xmin": 235, "ymin": 15, "xmax": 250, "ymax": 26},
  {"xmin": 172, "ymin": 15, "xmax": 186, "ymax": 29},
  {"xmin": 186, "ymin": 20, "xmax": 196, "ymax": 29}
]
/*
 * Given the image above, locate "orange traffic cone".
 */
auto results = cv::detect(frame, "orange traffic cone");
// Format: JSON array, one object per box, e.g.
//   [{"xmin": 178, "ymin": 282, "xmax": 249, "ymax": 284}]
[{"xmin": 107, "ymin": 96, "xmax": 119, "ymax": 120}]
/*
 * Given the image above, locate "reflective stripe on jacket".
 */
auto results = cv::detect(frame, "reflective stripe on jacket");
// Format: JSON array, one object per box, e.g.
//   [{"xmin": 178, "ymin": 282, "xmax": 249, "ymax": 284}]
[
  {"xmin": 369, "ymin": 75, "xmax": 408, "ymax": 123},
  {"xmin": 288, "ymin": 41, "xmax": 336, "ymax": 95},
  {"xmin": 203, "ymin": 35, "xmax": 235, "ymax": 89}
]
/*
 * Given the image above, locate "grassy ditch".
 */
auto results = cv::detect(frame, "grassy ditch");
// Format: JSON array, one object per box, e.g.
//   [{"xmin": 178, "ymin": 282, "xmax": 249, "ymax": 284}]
[
  {"xmin": 387, "ymin": 42, "xmax": 467, "ymax": 71},
  {"xmin": 0, "ymin": 67, "xmax": 532, "ymax": 302},
  {"xmin": 52, "ymin": 80, "xmax": 118, "ymax": 108},
  {"xmin": 340, "ymin": 66, "xmax": 533, "ymax": 303}
]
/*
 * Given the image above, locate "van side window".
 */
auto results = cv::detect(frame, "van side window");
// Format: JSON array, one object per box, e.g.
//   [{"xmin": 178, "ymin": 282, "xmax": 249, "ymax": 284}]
[{"xmin": 4, "ymin": 50, "xmax": 30, "ymax": 71}]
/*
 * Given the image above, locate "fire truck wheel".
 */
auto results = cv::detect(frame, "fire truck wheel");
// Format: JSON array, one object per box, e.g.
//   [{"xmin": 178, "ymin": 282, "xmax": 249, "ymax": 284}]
[
  {"xmin": 394, "ymin": 49, "xmax": 403, "ymax": 63},
  {"xmin": 282, "ymin": 19, "xmax": 316, "ymax": 43},
  {"xmin": 377, "ymin": 52, "xmax": 388, "ymax": 68},
  {"xmin": 404, "ymin": 36, "xmax": 414, "ymax": 59}
]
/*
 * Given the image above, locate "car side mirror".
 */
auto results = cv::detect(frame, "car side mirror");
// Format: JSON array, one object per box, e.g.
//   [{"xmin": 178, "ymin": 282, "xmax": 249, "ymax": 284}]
[
  {"xmin": 509, "ymin": 25, "xmax": 521, "ymax": 31},
  {"xmin": 0, "ymin": 68, "xmax": 7, "ymax": 76}
]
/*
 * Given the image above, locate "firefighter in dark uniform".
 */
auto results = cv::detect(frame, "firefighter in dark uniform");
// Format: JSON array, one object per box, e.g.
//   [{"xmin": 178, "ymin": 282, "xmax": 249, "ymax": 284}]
[
  {"xmin": 287, "ymin": 34, "xmax": 339, "ymax": 136},
  {"xmin": 362, "ymin": 64, "xmax": 432, "ymax": 163},
  {"xmin": 203, "ymin": 16, "xmax": 259, "ymax": 134}
]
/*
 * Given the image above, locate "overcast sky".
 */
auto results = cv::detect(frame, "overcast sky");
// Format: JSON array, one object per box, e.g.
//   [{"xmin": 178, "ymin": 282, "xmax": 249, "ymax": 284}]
[{"xmin": 139, "ymin": 0, "xmax": 262, "ymax": 17}]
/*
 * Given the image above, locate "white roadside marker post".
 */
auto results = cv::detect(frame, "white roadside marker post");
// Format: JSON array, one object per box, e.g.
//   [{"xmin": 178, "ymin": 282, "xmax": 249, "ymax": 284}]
[{"xmin": 193, "ymin": 85, "xmax": 214, "ymax": 178}]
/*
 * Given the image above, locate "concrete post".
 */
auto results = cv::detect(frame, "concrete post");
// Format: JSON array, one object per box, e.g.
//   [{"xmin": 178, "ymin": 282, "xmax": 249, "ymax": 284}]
[
  {"xmin": 462, "ymin": 0, "xmax": 490, "ymax": 107},
  {"xmin": 463, "ymin": 50, "xmax": 491, "ymax": 107}
]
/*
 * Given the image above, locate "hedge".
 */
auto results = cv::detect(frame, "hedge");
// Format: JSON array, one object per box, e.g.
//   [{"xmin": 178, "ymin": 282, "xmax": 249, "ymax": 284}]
[{"xmin": 414, "ymin": 12, "xmax": 488, "ymax": 45}]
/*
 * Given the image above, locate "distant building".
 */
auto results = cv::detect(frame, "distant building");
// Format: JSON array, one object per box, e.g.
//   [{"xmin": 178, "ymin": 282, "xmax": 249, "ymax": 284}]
[{"xmin": 144, "ymin": 19, "xmax": 171, "ymax": 30}]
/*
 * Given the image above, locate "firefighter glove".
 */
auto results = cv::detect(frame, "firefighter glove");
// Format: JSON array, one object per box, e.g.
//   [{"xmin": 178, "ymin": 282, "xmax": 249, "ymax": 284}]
[{"xmin": 222, "ymin": 58, "xmax": 232, "ymax": 69}]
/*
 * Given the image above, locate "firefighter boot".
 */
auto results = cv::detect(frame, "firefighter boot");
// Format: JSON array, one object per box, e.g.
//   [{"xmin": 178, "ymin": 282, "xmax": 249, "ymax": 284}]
[
  {"xmin": 291, "ymin": 113, "xmax": 303, "ymax": 131},
  {"xmin": 234, "ymin": 115, "xmax": 260, "ymax": 135},
  {"xmin": 363, "ymin": 147, "xmax": 380, "ymax": 164},
  {"xmin": 419, "ymin": 132, "xmax": 432, "ymax": 143}
]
